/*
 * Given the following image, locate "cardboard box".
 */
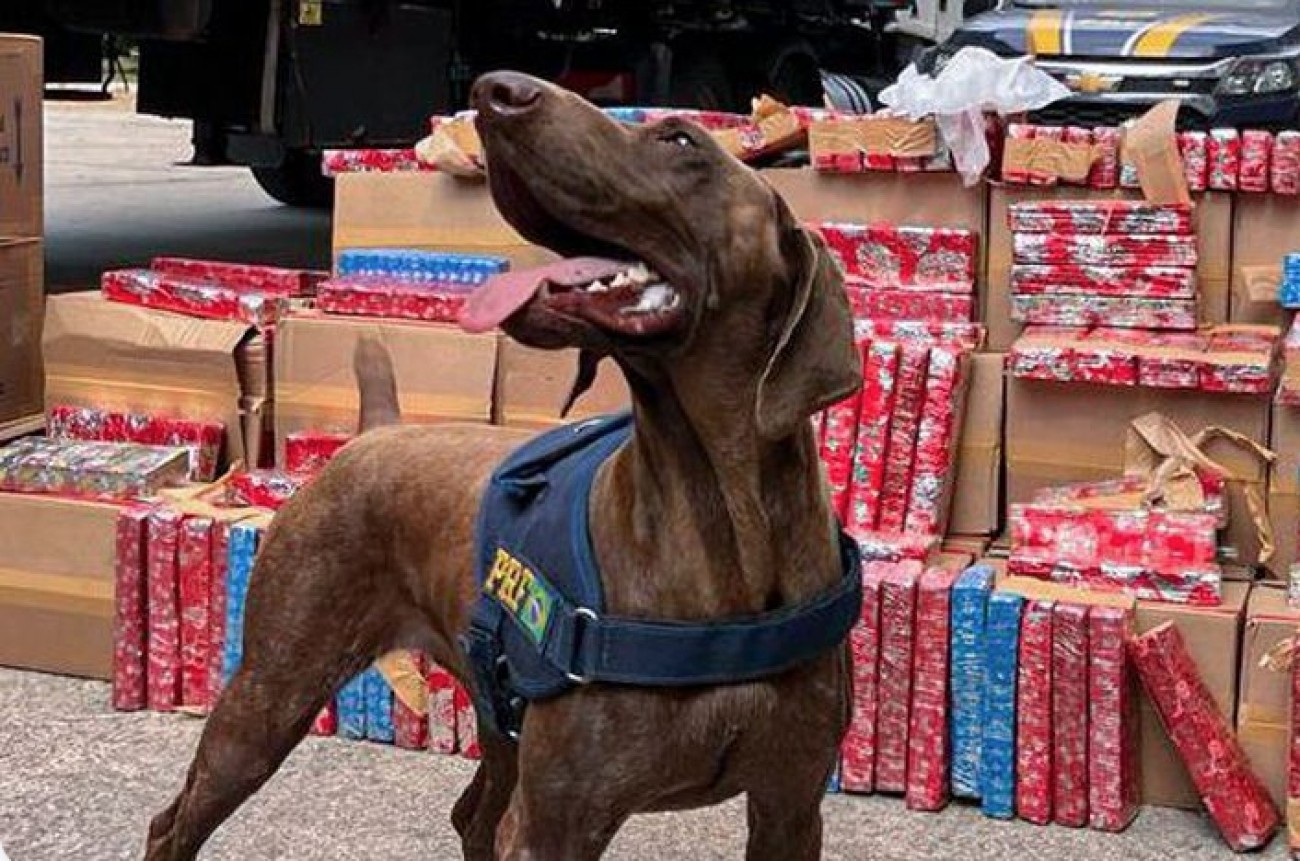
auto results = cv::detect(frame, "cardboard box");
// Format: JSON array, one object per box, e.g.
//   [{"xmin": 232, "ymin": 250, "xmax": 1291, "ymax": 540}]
[
  {"xmin": 42, "ymin": 292, "xmax": 270, "ymax": 468},
  {"xmin": 1269, "ymin": 399, "xmax": 1300, "ymax": 578},
  {"xmin": 1232, "ymin": 195, "xmax": 1300, "ymax": 327},
  {"xmin": 986, "ymin": 186, "xmax": 1232, "ymax": 351},
  {"xmin": 1235, "ymin": 583, "xmax": 1299, "ymax": 811},
  {"xmin": 0, "ymin": 237, "xmax": 42, "ymax": 424},
  {"xmin": 332, "ymin": 173, "xmax": 558, "ymax": 271},
  {"xmin": 274, "ymin": 313, "xmax": 497, "ymax": 460},
  {"xmin": 0, "ymin": 492, "xmax": 119, "ymax": 679},
  {"xmin": 493, "ymin": 341, "xmax": 630, "ymax": 429},
  {"xmin": 949, "ymin": 352, "xmax": 1004, "ymax": 536},
  {"xmin": 1135, "ymin": 580, "xmax": 1249, "ymax": 809},
  {"xmin": 0, "ymin": 36, "xmax": 42, "ymax": 238},
  {"xmin": 1006, "ymin": 378, "xmax": 1271, "ymax": 566},
  {"xmin": 763, "ymin": 169, "xmax": 987, "ymax": 234}
]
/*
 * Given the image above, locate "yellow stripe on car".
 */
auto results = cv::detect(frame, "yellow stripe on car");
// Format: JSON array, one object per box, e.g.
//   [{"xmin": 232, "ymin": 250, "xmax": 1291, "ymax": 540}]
[
  {"xmin": 1026, "ymin": 9, "xmax": 1064, "ymax": 56},
  {"xmin": 1130, "ymin": 13, "xmax": 1219, "ymax": 58}
]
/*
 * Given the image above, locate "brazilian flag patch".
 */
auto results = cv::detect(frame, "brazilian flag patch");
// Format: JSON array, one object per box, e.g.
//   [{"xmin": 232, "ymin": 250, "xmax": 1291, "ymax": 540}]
[{"xmin": 483, "ymin": 547, "xmax": 559, "ymax": 646}]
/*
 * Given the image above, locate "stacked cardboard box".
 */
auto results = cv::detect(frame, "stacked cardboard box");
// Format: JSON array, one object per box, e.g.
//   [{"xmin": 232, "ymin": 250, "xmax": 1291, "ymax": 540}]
[{"xmin": 0, "ymin": 36, "xmax": 44, "ymax": 427}]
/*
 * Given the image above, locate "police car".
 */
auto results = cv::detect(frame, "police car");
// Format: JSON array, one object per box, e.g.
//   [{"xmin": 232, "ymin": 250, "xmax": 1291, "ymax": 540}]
[{"xmin": 929, "ymin": 1, "xmax": 1300, "ymax": 128}]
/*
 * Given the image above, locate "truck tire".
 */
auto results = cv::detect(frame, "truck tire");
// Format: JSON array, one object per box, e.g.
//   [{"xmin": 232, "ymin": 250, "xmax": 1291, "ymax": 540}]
[
  {"xmin": 766, "ymin": 43, "xmax": 822, "ymax": 107},
  {"xmin": 251, "ymin": 150, "xmax": 334, "ymax": 208},
  {"xmin": 668, "ymin": 52, "xmax": 740, "ymax": 113}
]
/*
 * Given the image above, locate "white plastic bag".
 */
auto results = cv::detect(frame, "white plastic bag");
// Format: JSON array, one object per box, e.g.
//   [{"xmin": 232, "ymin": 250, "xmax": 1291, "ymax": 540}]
[{"xmin": 878, "ymin": 47, "xmax": 1071, "ymax": 185}]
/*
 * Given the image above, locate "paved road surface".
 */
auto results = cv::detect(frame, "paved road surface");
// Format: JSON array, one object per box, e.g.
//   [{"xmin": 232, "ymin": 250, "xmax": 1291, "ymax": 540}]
[{"xmin": 44, "ymin": 94, "xmax": 330, "ymax": 293}]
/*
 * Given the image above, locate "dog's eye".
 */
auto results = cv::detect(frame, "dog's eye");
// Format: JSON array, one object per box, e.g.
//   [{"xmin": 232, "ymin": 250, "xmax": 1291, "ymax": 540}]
[{"xmin": 662, "ymin": 130, "xmax": 696, "ymax": 149}]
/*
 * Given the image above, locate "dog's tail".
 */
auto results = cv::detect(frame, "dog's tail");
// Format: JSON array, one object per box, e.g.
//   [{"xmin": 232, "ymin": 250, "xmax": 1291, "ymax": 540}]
[{"xmin": 354, "ymin": 336, "xmax": 401, "ymax": 433}]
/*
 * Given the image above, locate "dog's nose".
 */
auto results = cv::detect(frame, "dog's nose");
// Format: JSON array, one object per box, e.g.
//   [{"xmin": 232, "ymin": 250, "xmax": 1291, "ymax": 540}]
[{"xmin": 473, "ymin": 72, "xmax": 544, "ymax": 118}]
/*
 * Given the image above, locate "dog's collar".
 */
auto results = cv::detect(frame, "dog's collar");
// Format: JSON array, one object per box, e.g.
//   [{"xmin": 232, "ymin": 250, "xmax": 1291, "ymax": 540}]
[{"xmin": 463, "ymin": 411, "xmax": 863, "ymax": 739}]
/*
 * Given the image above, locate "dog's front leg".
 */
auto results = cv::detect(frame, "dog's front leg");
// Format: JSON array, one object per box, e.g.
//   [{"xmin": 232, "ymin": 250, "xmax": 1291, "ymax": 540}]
[
  {"xmin": 743, "ymin": 782, "xmax": 829, "ymax": 861},
  {"xmin": 493, "ymin": 790, "xmax": 621, "ymax": 861},
  {"xmin": 451, "ymin": 727, "xmax": 519, "ymax": 861}
]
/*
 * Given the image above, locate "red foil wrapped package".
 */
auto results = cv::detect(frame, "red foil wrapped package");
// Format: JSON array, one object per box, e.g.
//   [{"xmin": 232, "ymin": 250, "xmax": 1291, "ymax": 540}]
[
  {"xmin": 877, "ymin": 347, "xmax": 930, "ymax": 533},
  {"xmin": 207, "ymin": 522, "xmax": 229, "ymax": 704},
  {"xmin": 853, "ymin": 320, "xmax": 985, "ymax": 351},
  {"xmin": 1178, "ymin": 131, "xmax": 1210, "ymax": 193},
  {"xmin": 1011, "ymin": 295, "xmax": 1197, "ymax": 331},
  {"xmin": 842, "ymin": 563, "xmax": 887, "ymax": 793},
  {"xmin": 1090, "ymin": 126, "xmax": 1121, "ymax": 189},
  {"xmin": 1052, "ymin": 603, "xmax": 1091, "ymax": 828},
  {"xmin": 146, "ymin": 508, "xmax": 184, "ymax": 711},
  {"xmin": 875, "ymin": 561, "xmax": 922, "ymax": 794},
  {"xmin": 226, "ymin": 469, "xmax": 310, "ymax": 511},
  {"xmin": 856, "ymin": 531, "xmax": 941, "ymax": 564},
  {"xmin": 1139, "ymin": 347, "xmax": 1207, "ymax": 390},
  {"xmin": 150, "ymin": 257, "xmax": 323, "ymax": 297},
  {"xmin": 1272, "ymin": 130, "xmax": 1300, "ymax": 195},
  {"xmin": 311, "ymin": 704, "xmax": 338, "ymax": 737},
  {"xmin": 453, "ymin": 683, "xmax": 481, "ymax": 760},
  {"xmin": 906, "ymin": 566, "xmax": 958, "ymax": 812},
  {"xmin": 1016, "ymin": 599, "xmax": 1055, "ymax": 825},
  {"xmin": 845, "ymin": 286, "xmax": 974, "ymax": 323},
  {"xmin": 1070, "ymin": 342, "xmax": 1140, "ymax": 386},
  {"xmin": 1012, "ymin": 233, "xmax": 1198, "ymax": 268},
  {"xmin": 322, "ymin": 148, "xmax": 431, "ymax": 177},
  {"xmin": 1010, "ymin": 265, "xmax": 1196, "ymax": 300},
  {"xmin": 1008, "ymin": 329, "xmax": 1081, "ymax": 382},
  {"xmin": 317, "ymin": 277, "xmax": 471, "ymax": 323},
  {"xmin": 846, "ymin": 342, "xmax": 900, "ymax": 538},
  {"xmin": 48, "ymin": 404, "xmax": 224, "ymax": 482},
  {"xmin": 1088, "ymin": 607, "xmax": 1139, "ymax": 833},
  {"xmin": 815, "ymin": 223, "xmax": 977, "ymax": 291},
  {"xmin": 103, "ymin": 269, "xmax": 288, "ymax": 326},
  {"xmin": 1290, "ymin": 632, "xmax": 1300, "ymax": 853},
  {"xmin": 904, "ymin": 348, "xmax": 968, "ymax": 536},
  {"xmin": 394, "ymin": 652, "xmax": 431, "ymax": 751},
  {"xmin": 284, "ymin": 431, "xmax": 352, "ymax": 474},
  {"xmin": 819, "ymin": 388, "xmax": 864, "ymax": 521},
  {"xmin": 1007, "ymin": 200, "xmax": 1193, "ymax": 235},
  {"xmin": 1208, "ymin": 128, "xmax": 1242, "ymax": 192},
  {"xmin": 112, "ymin": 506, "xmax": 152, "ymax": 711},
  {"xmin": 428, "ymin": 666, "xmax": 458, "ymax": 755},
  {"xmin": 1131, "ymin": 623, "xmax": 1279, "ymax": 851},
  {"xmin": 0, "ymin": 437, "xmax": 190, "ymax": 501},
  {"xmin": 178, "ymin": 516, "xmax": 215, "ymax": 710},
  {"xmin": 1240, "ymin": 130, "xmax": 1274, "ymax": 193}
]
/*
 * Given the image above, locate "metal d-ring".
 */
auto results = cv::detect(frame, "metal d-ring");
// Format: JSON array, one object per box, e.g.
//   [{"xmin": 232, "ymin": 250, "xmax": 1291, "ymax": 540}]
[{"xmin": 564, "ymin": 606, "xmax": 600, "ymax": 685}]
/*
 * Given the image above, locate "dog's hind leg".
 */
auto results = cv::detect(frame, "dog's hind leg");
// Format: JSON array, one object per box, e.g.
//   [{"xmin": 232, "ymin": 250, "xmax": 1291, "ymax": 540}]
[
  {"xmin": 452, "ymin": 726, "xmax": 519, "ymax": 860},
  {"xmin": 143, "ymin": 523, "xmax": 401, "ymax": 861}
]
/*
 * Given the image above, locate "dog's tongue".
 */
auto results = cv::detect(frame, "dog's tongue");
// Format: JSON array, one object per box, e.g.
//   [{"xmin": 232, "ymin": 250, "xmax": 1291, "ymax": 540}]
[{"xmin": 461, "ymin": 257, "xmax": 629, "ymax": 333}]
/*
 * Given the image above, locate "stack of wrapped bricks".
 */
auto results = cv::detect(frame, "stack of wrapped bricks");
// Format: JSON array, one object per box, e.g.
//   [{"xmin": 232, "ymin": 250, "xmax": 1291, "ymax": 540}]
[{"xmin": 12, "ymin": 90, "xmax": 1300, "ymax": 856}]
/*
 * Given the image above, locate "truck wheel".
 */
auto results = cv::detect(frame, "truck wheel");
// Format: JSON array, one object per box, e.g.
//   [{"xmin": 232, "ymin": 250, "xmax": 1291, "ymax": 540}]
[
  {"xmin": 766, "ymin": 44, "xmax": 822, "ymax": 107},
  {"xmin": 668, "ymin": 52, "xmax": 740, "ymax": 113},
  {"xmin": 251, "ymin": 150, "xmax": 334, "ymax": 208}
]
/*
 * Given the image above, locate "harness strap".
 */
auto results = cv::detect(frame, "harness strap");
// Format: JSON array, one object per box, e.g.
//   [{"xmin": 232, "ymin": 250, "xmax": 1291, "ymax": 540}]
[{"xmin": 539, "ymin": 530, "xmax": 862, "ymax": 687}]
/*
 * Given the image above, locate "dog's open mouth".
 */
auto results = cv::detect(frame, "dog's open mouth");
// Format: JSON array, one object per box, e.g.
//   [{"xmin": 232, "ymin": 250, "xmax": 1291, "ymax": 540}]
[{"xmin": 461, "ymin": 257, "xmax": 683, "ymax": 336}]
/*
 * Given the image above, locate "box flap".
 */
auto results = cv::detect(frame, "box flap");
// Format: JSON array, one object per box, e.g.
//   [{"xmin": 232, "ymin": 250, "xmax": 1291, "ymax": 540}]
[{"xmin": 0, "ymin": 36, "xmax": 43, "ymax": 237}]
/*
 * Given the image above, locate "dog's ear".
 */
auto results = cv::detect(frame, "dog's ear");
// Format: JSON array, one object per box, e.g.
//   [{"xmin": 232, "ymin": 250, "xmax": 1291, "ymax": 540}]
[{"xmin": 754, "ymin": 222, "xmax": 860, "ymax": 441}]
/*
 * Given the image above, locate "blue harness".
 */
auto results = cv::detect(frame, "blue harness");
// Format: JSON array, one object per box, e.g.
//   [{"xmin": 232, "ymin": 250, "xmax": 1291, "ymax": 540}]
[{"xmin": 462, "ymin": 412, "xmax": 863, "ymax": 739}]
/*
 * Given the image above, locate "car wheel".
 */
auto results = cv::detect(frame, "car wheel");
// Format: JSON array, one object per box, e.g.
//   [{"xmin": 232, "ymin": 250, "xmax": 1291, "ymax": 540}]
[{"xmin": 251, "ymin": 149, "xmax": 334, "ymax": 208}]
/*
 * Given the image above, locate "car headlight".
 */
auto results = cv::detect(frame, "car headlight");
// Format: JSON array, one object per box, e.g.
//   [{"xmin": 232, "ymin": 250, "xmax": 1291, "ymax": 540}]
[{"xmin": 1218, "ymin": 58, "xmax": 1298, "ymax": 96}]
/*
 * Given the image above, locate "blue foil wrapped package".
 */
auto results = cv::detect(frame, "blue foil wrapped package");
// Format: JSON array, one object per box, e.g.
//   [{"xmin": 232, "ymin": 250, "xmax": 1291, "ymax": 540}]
[
  {"xmin": 979, "ymin": 591, "xmax": 1024, "ymax": 820},
  {"xmin": 337, "ymin": 673, "xmax": 368, "ymax": 740},
  {"xmin": 334, "ymin": 248, "xmax": 508, "ymax": 287},
  {"xmin": 363, "ymin": 667, "xmax": 396, "ymax": 744},
  {"xmin": 950, "ymin": 565, "xmax": 995, "ymax": 800},
  {"xmin": 220, "ymin": 523, "xmax": 261, "ymax": 684},
  {"xmin": 1280, "ymin": 252, "xmax": 1300, "ymax": 307}
]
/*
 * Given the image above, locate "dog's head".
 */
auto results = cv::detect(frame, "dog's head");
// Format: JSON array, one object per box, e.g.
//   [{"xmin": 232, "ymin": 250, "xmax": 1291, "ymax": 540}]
[{"xmin": 463, "ymin": 72, "xmax": 859, "ymax": 439}]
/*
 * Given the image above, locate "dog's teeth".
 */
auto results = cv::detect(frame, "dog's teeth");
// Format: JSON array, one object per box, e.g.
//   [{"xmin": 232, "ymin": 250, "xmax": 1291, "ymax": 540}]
[
  {"xmin": 610, "ymin": 272, "xmax": 630, "ymax": 288},
  {"xmin": 623, "ymin": 283, "xmax": 675, "ymax": 315},
  {"xmin": 586, "ymin": 279, "xmax": 610, "ymax": 293},
  {"xmin": 628, "ymin": 262, "xmax": 652, "ymax": 284}
]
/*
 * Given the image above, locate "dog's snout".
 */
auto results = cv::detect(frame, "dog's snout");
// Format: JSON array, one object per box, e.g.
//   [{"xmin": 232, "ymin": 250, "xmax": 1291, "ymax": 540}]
[{"xmin": 474, "ymin": 71, "xmax": 544, "ymax": 118}]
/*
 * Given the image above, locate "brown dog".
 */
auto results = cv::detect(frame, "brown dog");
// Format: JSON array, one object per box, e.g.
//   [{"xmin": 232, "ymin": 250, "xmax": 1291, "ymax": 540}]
[{"xmin": 144, "ymin": 71, "xmax": 861, "ymax": 860}]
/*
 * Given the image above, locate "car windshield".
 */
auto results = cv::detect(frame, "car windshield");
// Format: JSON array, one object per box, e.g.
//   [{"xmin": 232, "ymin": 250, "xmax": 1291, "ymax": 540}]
[{"xmin": 1013, "ymin": 0, "xmax": 1294, "ymax": 9}]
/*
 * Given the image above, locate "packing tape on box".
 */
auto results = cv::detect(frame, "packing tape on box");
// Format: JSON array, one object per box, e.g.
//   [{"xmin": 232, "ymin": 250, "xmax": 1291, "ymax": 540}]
[
  {"xmin": 0, "ymin": 568, "xmax": 114, "ymax": 616},
  {"xmin": 374, "ymin": 649, "xmax": 431, "ymax": 716}
]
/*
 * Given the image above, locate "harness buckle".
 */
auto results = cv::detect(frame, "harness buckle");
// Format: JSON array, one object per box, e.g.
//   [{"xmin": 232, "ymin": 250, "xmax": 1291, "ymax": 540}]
[{"xmin": 564, "ymin": 606, "xmax": 600, "ymax": 685}]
